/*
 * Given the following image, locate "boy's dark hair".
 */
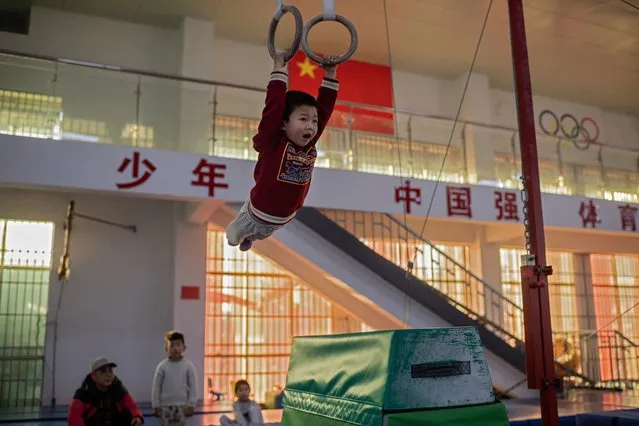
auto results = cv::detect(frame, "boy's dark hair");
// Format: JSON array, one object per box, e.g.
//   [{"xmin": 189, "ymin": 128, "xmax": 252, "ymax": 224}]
[
  {"xmin": 234, "ymin": 379, "xmax": 250, "ymax": 394},
  {"xmin": 164, "ymin": 330, "xmax": 185, "ymax": 345},
  {"xmin": 283, "ymin": 90, "xmax": 318, "ymax": 121}
]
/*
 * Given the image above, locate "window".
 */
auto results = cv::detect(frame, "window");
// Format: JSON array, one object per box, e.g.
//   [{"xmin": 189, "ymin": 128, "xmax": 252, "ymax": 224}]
[
  {"xmin": 204, "ymin": 227, "xmax": 371, "ymax": 403},
  {"xmin": 0, "ymin": 219, "xmax": 54, "ymax": 407},
  {"xmin": 0, "ymin": 89, "xmax": 63, "ymax": 139},
  {"xmin": 355, "ymin": 134, "xmax": 466, "ymax": 183},
  {"xmin": 121, "ymin": 123, "xmax": 154, "ymax": 148},
  {"xmin": 499, "ymin": 248, "xmax": 582, "ymax": 373},
  {"xmin": 500, "ymin": 248, "xmax": 579, "ymax": 335},
  {"xmin": 589, "ymin": 254, "xmax": 639, "ymax": 381},
  {"xmin": 494, "ymin": 153, "xmax": 574, "ymax": 196},
  {"xmin": 320, "ymin": 210, "xmax": 480, "ymax": 315}
]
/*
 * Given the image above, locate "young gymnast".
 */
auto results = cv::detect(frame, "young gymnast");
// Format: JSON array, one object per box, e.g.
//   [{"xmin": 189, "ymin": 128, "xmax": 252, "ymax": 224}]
[
  {"xmin": 226, "ymin": 52, "xmax": 339, "ymax": 251},
  {"xmin": 219, "ymin": 379, "xmax": 264, "ymax": 425}
]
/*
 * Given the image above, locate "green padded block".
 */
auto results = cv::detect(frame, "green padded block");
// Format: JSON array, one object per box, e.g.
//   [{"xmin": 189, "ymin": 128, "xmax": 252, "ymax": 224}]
[
  {"xmin": 385, "ymin": 327, "xmax": 494, "ymax": 410},
  {"xmin": 281, "ymin": 407, "xmax": 352, "ymax": 426},
  {"xmin": 281, "ymin": 402, "xmax": 509, "ymax": 426},
  {"xmin": 283, "ymin": 328, "xmax": 497, "ymax": 425},
  {"xmin": 385, "ymin": 402, "xmax": 510, "ymax": 426}
]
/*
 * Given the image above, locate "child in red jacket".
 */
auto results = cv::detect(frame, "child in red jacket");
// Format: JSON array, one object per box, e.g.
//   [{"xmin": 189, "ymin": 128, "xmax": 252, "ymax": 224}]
[
  {"xmin": 225, "ymin": 52, "xmax": 339, "ymax": 251},
  {"xmin": 68, "ymin": 357, "xmax": 143, "ymax": 426}
]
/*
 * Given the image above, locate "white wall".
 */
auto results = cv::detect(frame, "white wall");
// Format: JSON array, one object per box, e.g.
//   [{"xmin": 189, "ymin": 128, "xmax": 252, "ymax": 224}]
[
  {"xmin": 0, "ymin": 188, "xmax": 200, "ymax": 406},
  {"xmin": 492, "ymin": 89, "xmax": 639, "ymax": 152},
  {"xmin": 491, "ymin": 89, "xmax": 639, "ymax": 173},
  {"xmin": 0, "ymin": 7, "xmax": 180, "ymax": 74},
  {"xmin": 3, "ymin": 135, "xmax": 636, "ymax": 235}
]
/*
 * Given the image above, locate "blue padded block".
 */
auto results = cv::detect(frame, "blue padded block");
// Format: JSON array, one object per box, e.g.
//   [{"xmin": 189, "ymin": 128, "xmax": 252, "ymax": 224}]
[{"xmin": 575, "ymin": 409, "xmax": 639, "ymax": 426}]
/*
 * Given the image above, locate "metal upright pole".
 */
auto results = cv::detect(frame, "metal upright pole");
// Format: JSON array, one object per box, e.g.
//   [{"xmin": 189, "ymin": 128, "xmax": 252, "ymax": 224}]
[{"xmin": 506, "ymin": 1, "xmax": 560, "ymax": 425}]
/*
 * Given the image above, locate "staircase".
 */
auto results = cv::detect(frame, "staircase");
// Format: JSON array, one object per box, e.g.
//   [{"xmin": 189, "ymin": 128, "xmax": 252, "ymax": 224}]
[{"xmin": 305, "ymin": 208, "xmax": 597, "ymax": 389}]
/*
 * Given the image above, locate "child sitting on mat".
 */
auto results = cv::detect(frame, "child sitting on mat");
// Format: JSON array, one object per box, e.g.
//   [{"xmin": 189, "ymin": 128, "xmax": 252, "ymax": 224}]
[
  {"xmin": 225, "ymin": 52, "xmax": 339, "ymax": 251},
  {"xmin": 220, "ymin": 380, "xmax": 264, "ymax": 425}
]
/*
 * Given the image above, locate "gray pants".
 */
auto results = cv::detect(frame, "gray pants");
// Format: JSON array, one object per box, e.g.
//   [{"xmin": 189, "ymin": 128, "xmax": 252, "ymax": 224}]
[
  {"xmin": 159, "ymin": 405, "xmax": 186, "ymax": 426},
  {"xmin": 226, "ymin": 200, "xmax": 284, "ymax": 246}
]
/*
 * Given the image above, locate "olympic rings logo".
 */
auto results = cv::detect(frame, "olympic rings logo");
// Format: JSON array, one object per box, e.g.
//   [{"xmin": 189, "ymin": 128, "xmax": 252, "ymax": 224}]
[{"xmin": 538, "ymin": 110, "xmax": 599, "ymax": 150}]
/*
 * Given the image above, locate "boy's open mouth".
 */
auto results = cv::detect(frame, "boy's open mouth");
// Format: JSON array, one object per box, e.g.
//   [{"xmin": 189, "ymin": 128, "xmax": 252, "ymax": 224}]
[{"xmin": 303, "ymin": 132, "xmax": 313, "ymax": 139}]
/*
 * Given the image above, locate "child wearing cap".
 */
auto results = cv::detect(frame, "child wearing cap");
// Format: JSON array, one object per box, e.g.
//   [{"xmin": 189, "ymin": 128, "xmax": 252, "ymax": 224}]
[
  {"xmin": 68, "ymin": 356, "xmax": 143, "ymax": 426},
  {"xmin": 152, "ymin": 330, "xmax": 198, "ymax": 426}
]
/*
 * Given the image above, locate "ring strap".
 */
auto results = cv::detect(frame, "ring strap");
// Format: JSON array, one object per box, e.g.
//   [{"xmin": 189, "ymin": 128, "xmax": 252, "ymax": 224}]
[
  {"xmin": 322, "ymin": 0, "xmax": 336, "ymax": 20},
  {"xmin": 268, "ymin": 4, "xmax": 304, "ymax": 63},
  {"xmin": 274, "ymin": 0, "xmax": 284, "ymax": 20}
]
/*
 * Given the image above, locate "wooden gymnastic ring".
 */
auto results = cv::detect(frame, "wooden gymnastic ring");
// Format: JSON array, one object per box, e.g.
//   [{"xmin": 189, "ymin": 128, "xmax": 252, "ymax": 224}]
[
  {"xmin": 267, "ymin": 5, "xmax": 303, "ymax": 63},
  {"xmin": 301, "ymin": 13, "xmax": 359, "ymax": 66}
]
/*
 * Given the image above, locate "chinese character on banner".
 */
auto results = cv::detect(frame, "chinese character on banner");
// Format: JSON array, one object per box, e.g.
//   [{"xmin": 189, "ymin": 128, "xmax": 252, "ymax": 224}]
[
  {"xmin": 447, "ymin": 186, "xmax": 472, "ymax": 218},
  {"xmin": 116, "ymin": 151, "xmax": 157, "ymax": 189},
  {"xmin": 579, "ymin": 200, "xmax": 601, "ymax": 228},
  {"xmin": 191, "ymin": 159, "xmax": 229, "ymax": 197},
  {"xmin": 394, "ymin": 180, "xmax": 421, "ymax": 214},
  {"xmin": 619, "ymin": 204, "xmax": 638, "ymax": 232},
  {"xmin": 494, "ymin": 191, "xmax": 520, "ymax": 221}
]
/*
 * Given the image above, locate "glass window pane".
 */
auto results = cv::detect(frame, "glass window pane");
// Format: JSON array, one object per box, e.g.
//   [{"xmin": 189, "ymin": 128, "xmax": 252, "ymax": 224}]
[
  {"xmin": 3, "ymin": 220, "xmax": 54, "ymax": 267},
  {"xmin": 204, "ymin": 226, "xmax": 371, "ymax": 403},
  {"xmin": 0, "ymin": 219, "xmax": 53, "ymax": 407}
]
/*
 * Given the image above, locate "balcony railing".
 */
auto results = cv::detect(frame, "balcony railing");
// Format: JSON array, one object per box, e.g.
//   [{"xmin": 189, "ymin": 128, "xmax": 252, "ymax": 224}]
[{"xmin": 0, "ymin": 48, "xmax": 637, "ymax": 203}]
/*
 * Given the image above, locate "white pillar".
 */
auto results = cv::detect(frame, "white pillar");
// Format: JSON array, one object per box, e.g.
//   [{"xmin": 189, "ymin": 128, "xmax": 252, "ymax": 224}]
[
  {"xmin": 178, "ymin": 18, "xmax": 216, "ymax": 154},
  {"xmin": 472, "ymin": 228, "xmax": 506, "ymax": 328},
  {"xmin": 574, "ymin": 253, "xmax": 600, "ymax": 382},
  {"xmin": 443, "ymin": 72, "xmax": 496, "ymax": 184},
  {"xmin": 172, "ymin": 209, "xmax": 207, "ymax": 404}
]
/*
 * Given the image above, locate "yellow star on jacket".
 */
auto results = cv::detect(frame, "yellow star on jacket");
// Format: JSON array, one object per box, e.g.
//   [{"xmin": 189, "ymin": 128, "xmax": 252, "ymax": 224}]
[{"xmin": 297, "ymin": 57, "xmax": 318, "ymax": 79}]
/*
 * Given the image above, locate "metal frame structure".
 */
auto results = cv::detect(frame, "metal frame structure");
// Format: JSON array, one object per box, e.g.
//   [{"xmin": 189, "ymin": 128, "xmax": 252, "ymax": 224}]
[{"xmin": 507, "ymin": 1, "xmax": 560, "ymax": 424}]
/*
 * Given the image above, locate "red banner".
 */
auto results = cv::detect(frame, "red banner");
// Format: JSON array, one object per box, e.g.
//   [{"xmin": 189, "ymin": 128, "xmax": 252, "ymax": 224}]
[{"xmin": 288, "ymin": 50, "xmax": 394, "ymax": 135}]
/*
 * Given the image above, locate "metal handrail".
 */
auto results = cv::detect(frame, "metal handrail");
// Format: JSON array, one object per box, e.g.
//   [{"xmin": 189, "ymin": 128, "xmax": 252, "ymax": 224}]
[
  {"xmin": 0, "ymin": 47, "xmax": 637, "ymax": 155},
  {"xmin": 384, "ymin": 213, "xmax": 501, "ymax": 291},
  {"xmin": 581, "ymin": 329, "xmax": 639, "ymax": 351},
  {"xmin": 611, "ymin": 330, "xmax": 639, "ymax": 350},
  {"xmin": 332, "ymin": 211, "xmax": 524, "ymax": 339},
  {"xmin": 383, "ymin": 213, "xmax": 526, "ymax": 332}
]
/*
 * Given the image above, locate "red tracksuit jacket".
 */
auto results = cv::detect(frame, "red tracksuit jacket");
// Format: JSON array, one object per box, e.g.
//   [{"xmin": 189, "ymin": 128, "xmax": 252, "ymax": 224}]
[
  {"xmin": 248, "ymin": 71, "xmax": 339, "ymax": 225},
  {"xmin": 67, "ymin": 375, "xmax": 143, "ymax": 426}
]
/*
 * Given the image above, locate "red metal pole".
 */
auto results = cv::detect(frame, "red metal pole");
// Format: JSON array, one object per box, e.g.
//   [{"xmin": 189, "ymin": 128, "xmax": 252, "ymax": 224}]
[{"xmin": 506, "ymin": 1, "xmax": 560, "ymax": 425}]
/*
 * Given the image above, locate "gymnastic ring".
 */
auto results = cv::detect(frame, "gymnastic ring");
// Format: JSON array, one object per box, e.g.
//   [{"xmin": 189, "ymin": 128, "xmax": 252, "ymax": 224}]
[
  {"xmin": 301, "ymin": 14, "xmax": 359, "ymax": 66},
  {"xmin": 267, "ymin": 5, "xmax": 303, "ymax": 63},
  {"xmin": 538, "ymin": 109, "xmax": 559, "ymax": 137}
]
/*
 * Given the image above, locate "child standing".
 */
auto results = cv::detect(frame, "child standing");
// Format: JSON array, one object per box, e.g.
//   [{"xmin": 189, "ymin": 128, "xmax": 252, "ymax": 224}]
[
  {"xmin": 219, "ymin": 380, "xmax": 264, "ymax": 426},
  {"xmin": 152, "ymin": 331, "xmax": 198, "ymax": 426},
  {"xmin": 225, "ymin": 52, "xmax": 340, "ymax": 251}
]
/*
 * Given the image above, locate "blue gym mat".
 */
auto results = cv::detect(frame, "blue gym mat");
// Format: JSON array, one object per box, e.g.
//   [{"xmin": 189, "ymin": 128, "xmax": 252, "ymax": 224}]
[{"xmin": 4, "ymin": 407, "xmax": 639, "ymax": 425}]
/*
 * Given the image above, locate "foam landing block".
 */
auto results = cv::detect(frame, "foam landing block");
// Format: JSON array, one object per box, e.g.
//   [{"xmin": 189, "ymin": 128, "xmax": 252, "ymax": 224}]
[
  {"xmin": 282, "ymin": 402, "xmax": 509, "ymax": 426},
  {"xmin": 282, "ymin": 328, "xmax": 506, "ymax": 426}
]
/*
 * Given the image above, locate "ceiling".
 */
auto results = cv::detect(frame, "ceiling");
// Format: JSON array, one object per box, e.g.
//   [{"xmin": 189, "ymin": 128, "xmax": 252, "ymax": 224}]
[{"xmin": 8, "ymin": 0, "xmax": 639, "ymax": 116}]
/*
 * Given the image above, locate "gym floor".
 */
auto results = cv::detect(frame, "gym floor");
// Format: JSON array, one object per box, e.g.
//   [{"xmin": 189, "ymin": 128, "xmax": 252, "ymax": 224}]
[{"xmin": 2, "ymin": 390, "xmax": 638, "ymax": 425}]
